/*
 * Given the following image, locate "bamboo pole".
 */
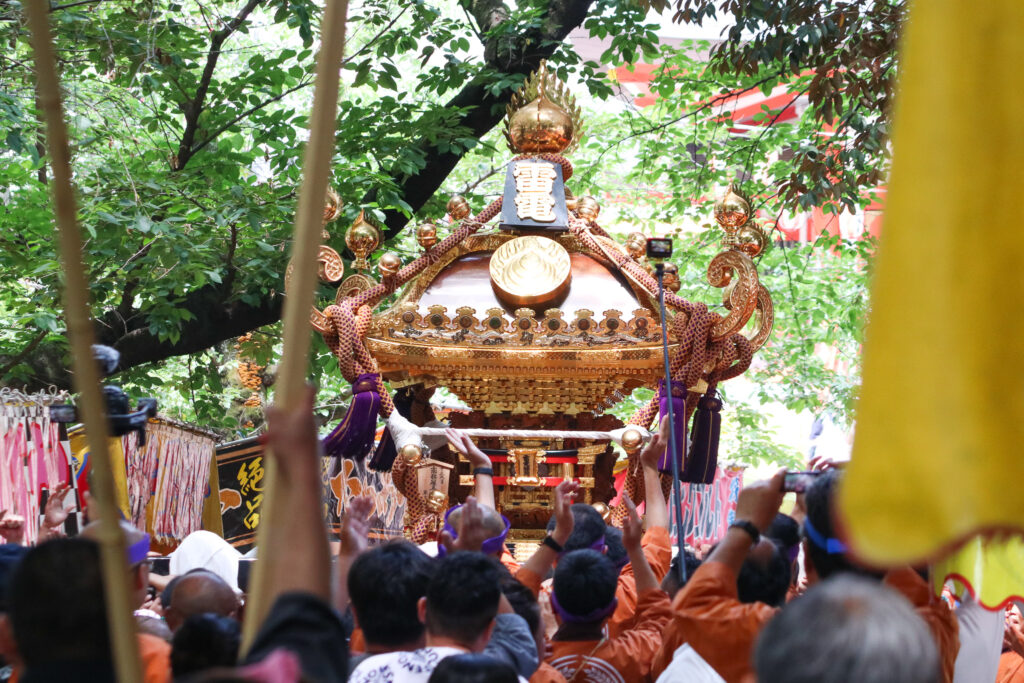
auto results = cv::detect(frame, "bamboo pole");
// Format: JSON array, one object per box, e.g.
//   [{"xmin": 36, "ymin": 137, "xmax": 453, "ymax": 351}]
[
  {"xmin": 23, "ymin": 1, "xmax": 142, "ymax": 680},
  {"xmin": 240, "ymin": 0, "xmax": 349, "ymax": 651}
]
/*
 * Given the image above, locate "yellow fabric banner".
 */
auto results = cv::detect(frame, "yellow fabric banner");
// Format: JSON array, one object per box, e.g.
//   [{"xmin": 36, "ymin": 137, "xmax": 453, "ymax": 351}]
[{"xmin": 840, "ymin": 0, "xmax": 1024, "ymax": 567}]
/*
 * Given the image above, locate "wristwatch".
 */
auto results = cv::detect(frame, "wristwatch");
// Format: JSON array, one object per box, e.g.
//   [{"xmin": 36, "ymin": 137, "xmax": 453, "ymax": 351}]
[
  {"xmin": 542, "ymin": 535, "xmax": 565, "ymax": 554},
  {"xmin": 729, "ymin": 519, "xmax": 760, "ymax": 545}
]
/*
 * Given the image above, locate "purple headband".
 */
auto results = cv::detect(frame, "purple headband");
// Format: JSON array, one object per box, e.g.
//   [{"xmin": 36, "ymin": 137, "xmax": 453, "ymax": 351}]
[
  {"xmin": 588, "ymin": 535, "xmax": 607, "ymax": 553},
  {"xmin": 803, "ymin": 517, "xmax": 847, "ymax": 555},
  {"xmin": 550, "ymin": 590, "xmax": 619, "ymax": 624},
  {"xmin": 127, "ymin": 533, "xmax": 151, "ymax": 566},
  {"xmin": 437, "ymin": 505, "xmax": 511, "ymax": 557}
]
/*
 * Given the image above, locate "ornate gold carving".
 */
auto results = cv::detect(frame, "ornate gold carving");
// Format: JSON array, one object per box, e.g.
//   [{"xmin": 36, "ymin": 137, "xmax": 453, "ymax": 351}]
[
  {"xmin": 747, "ymin": 284, "xmax": 774, "ymax": 352},
  {"xmin": 707, "ymin": 250, "xmax": 760, "ymax": 339},
  {"xmin": 489, "ymin": 236, "xmax": 572, "ymax": 307},
  {"xmin": 336, "ymin": 273, "xmax": 377, "ymax": 302},
  {"xmin": 373, "ymin": 306, "xmax": 663, "ymax": 348}
]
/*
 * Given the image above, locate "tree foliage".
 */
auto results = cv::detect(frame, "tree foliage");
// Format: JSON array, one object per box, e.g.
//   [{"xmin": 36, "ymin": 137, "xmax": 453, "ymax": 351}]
[{"xmin": 0, "ymin": 0, "xmax": 893, "ymax": 463}]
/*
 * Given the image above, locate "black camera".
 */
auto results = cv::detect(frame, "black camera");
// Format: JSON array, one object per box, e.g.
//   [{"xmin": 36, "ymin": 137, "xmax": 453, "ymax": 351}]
[
  {"xmin": 646, "ymin": 237, "xmax": 673, "ymax": 259},
  {"xmin": 49, "ymin": 346, "xmax": 158, "ymax": 445}
]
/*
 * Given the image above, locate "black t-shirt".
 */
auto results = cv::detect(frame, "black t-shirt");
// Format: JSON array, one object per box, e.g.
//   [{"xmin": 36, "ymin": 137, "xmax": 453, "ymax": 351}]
[{"xmin": 244, "ymin": 592, "xmax": 349, "ymax": 683}]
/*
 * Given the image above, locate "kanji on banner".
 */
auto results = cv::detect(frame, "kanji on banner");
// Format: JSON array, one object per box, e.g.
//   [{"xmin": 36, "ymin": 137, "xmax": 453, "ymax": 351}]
[{"xmin": 670, "ymin": 466, "xmax": 744, "ymax": 548}]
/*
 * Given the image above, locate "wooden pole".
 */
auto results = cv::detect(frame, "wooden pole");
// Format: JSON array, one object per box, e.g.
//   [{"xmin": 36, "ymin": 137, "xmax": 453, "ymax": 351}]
[
  {"xmin": 23, "ymin": 1, "xmax": 142, "ymax": 680},
  {"xmin": 240, "ymin": 0, "xmax": 349, "ymax": 651}
]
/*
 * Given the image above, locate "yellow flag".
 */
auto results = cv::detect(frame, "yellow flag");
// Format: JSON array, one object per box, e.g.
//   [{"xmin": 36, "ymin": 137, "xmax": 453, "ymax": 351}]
[
  {"xmin": 840, "ymin": 0, "xmax": 1024, "ymax": 568},
  {"xmin": 933, "ymin": 537, "xmax": 1024, "ymax": 609}
]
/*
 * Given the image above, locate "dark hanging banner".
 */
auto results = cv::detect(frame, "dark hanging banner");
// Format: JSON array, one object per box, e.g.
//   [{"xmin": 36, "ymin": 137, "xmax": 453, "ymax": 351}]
[{"xmin": 215, "ymin": 437, "xmax": 265, "ymax": 552}]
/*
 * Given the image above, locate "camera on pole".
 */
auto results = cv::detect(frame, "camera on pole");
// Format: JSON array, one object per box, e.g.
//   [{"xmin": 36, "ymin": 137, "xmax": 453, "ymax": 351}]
[{"xmin": 49, "ymin": 345, "xmax": 158, "ymax": 446}]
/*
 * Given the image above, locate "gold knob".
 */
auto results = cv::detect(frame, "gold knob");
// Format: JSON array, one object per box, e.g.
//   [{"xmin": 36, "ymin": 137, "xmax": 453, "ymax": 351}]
[
  {"xmin": 447, "ymin": 195, "xmax": 471, "ymax": 221},
  {"xmin": 624, "ymin": 232, "xmax": 647, "ymax": 260},
  {"xmin": 378, "ymin": 252, "xmax": 402, "ymax": 277},
  {"xmin": 426, "ymin": 489, "xmax": 448, "ymax": 513},
  {"xmin": 735, "ymin": 223, "xmax": 768, "ymax": 257},
  {"xmin": 576, "ymin": 196, "xmax": 600, "ymax": 222},
  {"xmin": 591, "ymin": 502, "xmax": 612, "ymax": 523},
  {"xmin": 663, "ymin": 263, "xmax": 681, "ymax": 293},
  {"xmin": 416, "ymin": 222, "xmax": 438, "ymax": 250},
  {"xmin": 620, "ymin": 428, "xmax": 644, "ymax": 452},
  {"xmin": 400, "ymin": 443, "xmax": 423, "ymax": 465},
  {"xmin": 565, "ymin": 195, "xmax": 579, "ymax": 212}
]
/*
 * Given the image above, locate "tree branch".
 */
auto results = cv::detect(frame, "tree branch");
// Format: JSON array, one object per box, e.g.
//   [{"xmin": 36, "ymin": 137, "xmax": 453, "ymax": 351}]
[
  {"xmin": 0, "ymin": 330, "xmax": 49, "ymax": 380},
  {"xmin": 188, "ymin": 79, "xmax": 314, "ymax": 159},
  {"xmin": 172, "ymin": 0, "xmax": 263, "ymax": 171},
  {"xmin": 370, "ymin": 0, "xmax": 597, "ymax": 240}
]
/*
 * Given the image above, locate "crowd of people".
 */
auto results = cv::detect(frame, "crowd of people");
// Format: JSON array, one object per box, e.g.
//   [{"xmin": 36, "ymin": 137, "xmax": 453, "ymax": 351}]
[{"xmin": 0, "ymin": 387, "xmax": 1022, "ymax": 682}]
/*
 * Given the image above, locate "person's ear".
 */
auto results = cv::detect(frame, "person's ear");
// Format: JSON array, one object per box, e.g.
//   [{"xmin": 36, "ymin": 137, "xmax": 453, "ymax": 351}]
[
  {"xmin": 0, "ymin": 614, "xmax": 20, "ymax": 667},
  {"xmin": 417, "ymin": 596, "xmax": 427, "ymax": 625}
]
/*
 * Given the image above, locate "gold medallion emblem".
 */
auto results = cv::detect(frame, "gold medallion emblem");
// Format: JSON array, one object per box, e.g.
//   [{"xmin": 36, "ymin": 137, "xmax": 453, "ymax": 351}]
[{"xmin": 489, "ymin": 235, "xmax": 572, "ymax": 307}]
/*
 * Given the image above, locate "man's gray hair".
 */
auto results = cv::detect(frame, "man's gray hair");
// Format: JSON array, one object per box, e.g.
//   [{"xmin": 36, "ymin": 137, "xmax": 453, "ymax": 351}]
[{"xmin": 754, "ymin": 574, "xmax": 940, "ymax": 683}]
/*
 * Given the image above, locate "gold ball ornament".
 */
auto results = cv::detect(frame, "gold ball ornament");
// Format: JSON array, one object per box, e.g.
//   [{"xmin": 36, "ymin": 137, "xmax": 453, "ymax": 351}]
[
  {"xmin": 620, "ymin": 428, "xmax": 644, "ymax": 452},
  {"xmin": 416, "ymin": 222, "xmax": 438, "ymax": 250},
  {"xmin": 663, "ymin": 263, "xmax": 681, "ymax": 293},
  {"xmin": 576, "ymin": 196, "xmax": 600, "ymax": 222},
  {"xmin": 565, "ymin": 195, "xmax": 579, "ymax": 212},
  {"xmin": 592, "ymin": 502, "xmax": 612, "ymax": 523},
  {"xmin": 447, "ymin": 195, "xmax": 471, "ymax": 221},
  {"xmin": 624, "ymin": 232, "xmax": 647, "ymax": 260},
  {"xmin": 735, "ymin": 223, "xmax": 768, "ymax": 257},
  {"xmin": 426, "ymin": 489, "xmax": 448, "ymax": 513},
  {"xmin": 713, "ymin": 182, "xmax": 751, "ymax": 230},
  {"xmin": 400, "ymin": 443, "xmax": 423, "ymax": 465},
  {"xmin": 378, "ymin": 252, "xmax": 402, "ymax": 277}
]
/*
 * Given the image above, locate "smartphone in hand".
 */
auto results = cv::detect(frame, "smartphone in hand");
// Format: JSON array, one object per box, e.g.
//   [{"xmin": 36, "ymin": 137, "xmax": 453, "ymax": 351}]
[{"xmin": 783, "ymin": 470, "xmax": 821, "ymax": 494}]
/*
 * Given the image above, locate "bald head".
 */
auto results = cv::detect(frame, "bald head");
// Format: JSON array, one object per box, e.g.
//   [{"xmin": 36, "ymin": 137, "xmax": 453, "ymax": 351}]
[
  {"xmin": 166, "ymin": 570, "xmax": 239, "ymax": 632},
  {"xmin": 448, "ymin": 506, "xmax": 507, "ymax": 540}
]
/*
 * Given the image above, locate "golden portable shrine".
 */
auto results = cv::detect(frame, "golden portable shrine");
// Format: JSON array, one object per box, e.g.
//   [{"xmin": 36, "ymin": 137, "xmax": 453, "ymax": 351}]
[{"xmin": 293, "ymin": 63, "xmax": 773, "ymax": 553}]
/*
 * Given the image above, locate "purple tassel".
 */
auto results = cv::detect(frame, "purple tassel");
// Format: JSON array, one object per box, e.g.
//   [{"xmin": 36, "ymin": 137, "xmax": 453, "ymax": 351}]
[
  {"xmin": 657, "ymin": 379, "xmax": 687, "ymax": 475},
  {"xmin": 322, "ymin": 373, "xmax": 382, "ymax": 461},
  {"xmin": 684, "ymin": 390, "xmax": 721, "ymax": 484}
]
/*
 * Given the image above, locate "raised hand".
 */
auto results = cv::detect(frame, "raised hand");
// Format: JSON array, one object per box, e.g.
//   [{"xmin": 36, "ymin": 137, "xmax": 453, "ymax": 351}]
[
  {"xmin": 439, "ymin": 496, "xmax": 490, "ymax": 554},
  {"xmin": 43, "ymin": 483, "xmax": 74, "ymax": 531},
  {"xmin": 733, "ymin": 469, "xmax": 786, "ymax": 532},
  {"xmin": 444, "ymin": 428, "xmax": 491, "ymax": 469},
  {"xmin": 340, "ymin": 495, "xmax": 373, "ymax": 559},
  {"xmin": 621, "ymin": 493, "xmax": 644, "ymax": 552},
  {"xmin": 640, "ymin": 419, "xmax": 670, "ymax": 470},
  {"xmin": 0, "ymin": 510, "xmax": 26, "ymax": 545},
  {"xmin": 552, "ymin": 479, "xmax": 580, "ymax": 546}
]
